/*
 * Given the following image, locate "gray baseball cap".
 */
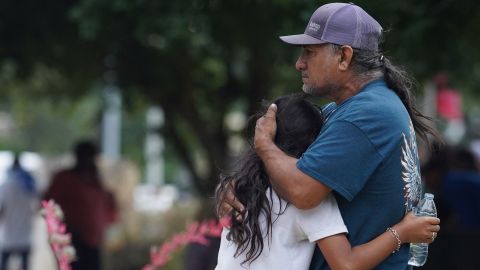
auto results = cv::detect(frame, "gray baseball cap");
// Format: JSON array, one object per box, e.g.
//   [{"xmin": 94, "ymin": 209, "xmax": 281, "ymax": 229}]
[{"xmin": 280, "ymin": 3, "xmax": 383, "ymax": 51}]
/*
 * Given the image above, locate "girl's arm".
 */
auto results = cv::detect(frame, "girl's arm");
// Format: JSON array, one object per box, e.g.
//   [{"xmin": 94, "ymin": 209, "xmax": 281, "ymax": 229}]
[{"xmin": 317, "ymin": 212, "xmax": 440, "ymax": 270}]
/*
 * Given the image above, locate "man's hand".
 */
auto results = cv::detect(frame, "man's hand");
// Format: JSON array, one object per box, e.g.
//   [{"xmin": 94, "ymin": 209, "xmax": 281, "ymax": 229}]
[
  {"xmin": 216, "ymin": 181, "xmax": 245, "ymax": 222},
  {"xmin": 254, "ymin": 104, "xmax": 277, "ymax": 153}
]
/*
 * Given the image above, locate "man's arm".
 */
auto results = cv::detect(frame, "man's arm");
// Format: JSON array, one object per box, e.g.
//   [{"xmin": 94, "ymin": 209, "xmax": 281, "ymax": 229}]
[{"xmin": 254, "ymin": 104, "xmax": 331, "ymax": 209}]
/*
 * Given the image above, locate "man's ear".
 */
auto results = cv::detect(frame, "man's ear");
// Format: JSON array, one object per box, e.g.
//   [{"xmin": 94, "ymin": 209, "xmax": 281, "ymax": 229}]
[{"xmin": 338, "ymin": 45, "xmax": 353, "ymax": 71}]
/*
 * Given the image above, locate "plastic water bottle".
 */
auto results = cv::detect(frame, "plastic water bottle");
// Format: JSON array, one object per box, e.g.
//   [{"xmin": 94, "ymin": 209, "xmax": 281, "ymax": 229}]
[{"xmin": 408, "ymin": 193, "xmax": 437, "ymax": 267}]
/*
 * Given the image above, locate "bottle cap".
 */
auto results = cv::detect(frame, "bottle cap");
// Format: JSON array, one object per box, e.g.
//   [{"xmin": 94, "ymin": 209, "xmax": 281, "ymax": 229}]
[{"xmin": 424, "ymin": 193, "xmax": 434, "ymax": 199}]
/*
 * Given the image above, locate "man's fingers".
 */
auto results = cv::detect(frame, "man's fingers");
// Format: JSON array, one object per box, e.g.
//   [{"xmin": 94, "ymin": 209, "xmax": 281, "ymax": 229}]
[
  {"xmin": 254, "ymin": 103, "xmax": 277, "ymax": 148},
  {"xmin": 232, "ymin": 209, "xmax": 244, "ymax": 222},
  {"xmin": 227, "ymin": 195, "xmax": 245, "ymax": 214},
  {"xmin": 264, "ymin": 103, "xmax": 277, "ymax": 119},
  {"xmin": 220, "ymin": 200, "xmax": 245, "ymax": 222},
  {"xmin": 217, "ymin": 184, "xmax": 245, "ymax": 221},
  {"xmin": 224, "ymin": 185, "xmax": 245, "ymax": 212},
  {"xmin": 218, "ymin": 204, "xmax": 232, "ymax": 219}
]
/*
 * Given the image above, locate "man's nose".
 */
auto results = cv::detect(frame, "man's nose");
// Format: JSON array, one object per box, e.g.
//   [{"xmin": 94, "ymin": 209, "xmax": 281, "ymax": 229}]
[{"xmin": 295, "ymin": 56, "xmax": 306, "ymax": 71}]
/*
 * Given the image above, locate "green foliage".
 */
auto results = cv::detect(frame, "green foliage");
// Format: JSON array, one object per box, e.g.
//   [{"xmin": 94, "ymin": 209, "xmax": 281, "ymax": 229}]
[
  {"xmin": 1, "ymin": 0, "xmax": 480, "ymax": 195},
  {"xmin": 0, "ymin": 86, "xmax": 101, "ymax": 154},
  {"xmin": 355, "ymin": 0, "xmax": 480, "ymax": 94}
]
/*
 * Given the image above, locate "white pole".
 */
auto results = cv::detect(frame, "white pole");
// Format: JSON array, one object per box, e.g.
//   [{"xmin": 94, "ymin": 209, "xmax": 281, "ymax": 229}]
[
  {"xmin": 144, "ymin": 106, "xmax": 165, "ymax": 186},
  {"xmin": 102, "ymin": 85, "xmax": 122, "ymax": 161}
]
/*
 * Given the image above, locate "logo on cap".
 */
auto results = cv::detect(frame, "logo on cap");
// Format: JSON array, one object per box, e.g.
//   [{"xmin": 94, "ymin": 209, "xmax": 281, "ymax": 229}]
[{"xmin": 308, "ymin": 22, "xmax": 320, "ymax": 32}]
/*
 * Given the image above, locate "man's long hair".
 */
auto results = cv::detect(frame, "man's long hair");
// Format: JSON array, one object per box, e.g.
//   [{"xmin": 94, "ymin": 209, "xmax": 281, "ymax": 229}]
[
  {"xmin": 331, "ymin": 43, "xmax": 441, "ymax": 144},
  {"xmin": 215, "ymin": 94, "xmax": 323, "ymax": 265}
]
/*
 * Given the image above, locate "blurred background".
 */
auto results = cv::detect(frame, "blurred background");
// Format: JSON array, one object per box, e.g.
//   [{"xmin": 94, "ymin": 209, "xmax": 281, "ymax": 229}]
[{"xmin": 0, "ymin": 0, "xmax": 479, "ymax": 269}]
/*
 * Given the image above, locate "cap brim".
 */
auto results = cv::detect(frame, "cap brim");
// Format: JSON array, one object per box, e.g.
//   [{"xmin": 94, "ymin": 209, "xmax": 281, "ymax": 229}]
[{"xmin": 279, "ymin": 34, "xmax": 328, "ymax": 46}]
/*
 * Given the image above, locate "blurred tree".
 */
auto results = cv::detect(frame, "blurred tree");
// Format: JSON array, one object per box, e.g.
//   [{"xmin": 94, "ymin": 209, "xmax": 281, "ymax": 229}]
[{"xmin": 1, "ymin": 0, "xmax": 480, "ymax": 196}]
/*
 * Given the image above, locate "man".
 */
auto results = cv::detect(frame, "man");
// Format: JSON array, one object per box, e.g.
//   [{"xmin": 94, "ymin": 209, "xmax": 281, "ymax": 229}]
[
  {"xmin": 223, "ymin": 3, "xmax": 440, "ymax": 269},
  {"xmin": 44, "ymin": 141, "xmax": 118, "ymax": 270}
]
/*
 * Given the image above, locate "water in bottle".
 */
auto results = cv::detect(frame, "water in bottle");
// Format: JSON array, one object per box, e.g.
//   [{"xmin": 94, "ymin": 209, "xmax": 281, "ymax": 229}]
[{"xmin": 408, "ymin": 193, "xmax": 437, "ymax": 267}]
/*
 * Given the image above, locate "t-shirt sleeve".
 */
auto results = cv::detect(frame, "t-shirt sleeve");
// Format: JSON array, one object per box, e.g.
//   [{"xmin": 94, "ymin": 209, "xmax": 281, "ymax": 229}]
[
  {"xmin": 297, "ymin": 120, "xmax": 383, "ymax": 201},
  {"xmin": 296, "ymin": 194, "xmax": 347, "ymax": 242}
]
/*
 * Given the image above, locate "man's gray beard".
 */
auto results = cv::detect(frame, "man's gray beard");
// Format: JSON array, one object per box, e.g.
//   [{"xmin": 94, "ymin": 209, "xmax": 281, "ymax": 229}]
[
  {"xmin": 302, "ymin": 84, "xmax": 316, "ymax": 95},
  {"xmin": 302, "ymin": 84, "xmax": 335, "ymax": 99}
]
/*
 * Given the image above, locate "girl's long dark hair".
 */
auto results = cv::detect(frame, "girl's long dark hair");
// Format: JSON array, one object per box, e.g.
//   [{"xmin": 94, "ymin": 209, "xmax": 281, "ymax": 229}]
[{"xmin": 215, "ymin": 93, "xmax": 323, "ymax": 265}]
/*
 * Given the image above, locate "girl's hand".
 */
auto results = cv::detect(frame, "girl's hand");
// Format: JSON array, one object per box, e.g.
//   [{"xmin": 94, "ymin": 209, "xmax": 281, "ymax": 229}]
[{"xmin": 394, "ymin": 212, "xmax": 440, "ymax": 244}]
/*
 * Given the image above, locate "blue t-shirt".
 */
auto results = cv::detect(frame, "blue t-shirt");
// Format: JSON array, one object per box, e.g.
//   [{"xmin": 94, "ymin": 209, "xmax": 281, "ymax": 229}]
[{"xmin": 297, "ymin": 79, "xmax": 422, "ymax": 270}]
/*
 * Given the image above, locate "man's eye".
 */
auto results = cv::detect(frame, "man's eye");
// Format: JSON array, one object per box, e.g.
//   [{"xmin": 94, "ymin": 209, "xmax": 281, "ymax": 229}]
[{"xmin": 305, "ymin": 50, "xmax": 314, "ymax": 56}]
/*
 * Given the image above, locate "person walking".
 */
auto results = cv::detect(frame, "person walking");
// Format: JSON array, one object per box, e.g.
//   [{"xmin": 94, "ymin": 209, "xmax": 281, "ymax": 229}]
[
  {"xmin": 0, "ymin": 154, "xmax": 39, "ymax": 270},
  {"xmin": 44, "ymin": 141, "xmax": 117, "ymax": 270}
]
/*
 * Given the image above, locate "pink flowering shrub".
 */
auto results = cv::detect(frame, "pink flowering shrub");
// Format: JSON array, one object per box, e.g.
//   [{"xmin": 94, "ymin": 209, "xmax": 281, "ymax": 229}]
[
  {"xmin": 41, "ymin": 200, "xmax": 76, "ymax": 270},
  {"xmin": 142, "ymin": 217, "xmax": 230, "ymax": 270}
]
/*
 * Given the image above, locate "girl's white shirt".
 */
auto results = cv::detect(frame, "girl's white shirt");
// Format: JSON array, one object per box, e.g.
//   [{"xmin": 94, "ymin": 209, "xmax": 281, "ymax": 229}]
[{"xmin": 215, "ymin": 190, "xmax": 347, "ymax": 270}]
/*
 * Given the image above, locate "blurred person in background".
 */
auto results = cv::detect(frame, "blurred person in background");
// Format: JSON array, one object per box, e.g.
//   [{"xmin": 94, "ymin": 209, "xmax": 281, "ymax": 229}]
[
  {"xmin": 442, "ymin": 147, "xmax": 480, "ymax": 230},
  {"xmin": 423, "ymin": 146, "xmax": 480, "ymax": 231},
  {"xmin": 421, "ymin": 146, "xmax": 479, "ymax": 270},
  {"xmin": 0, "ymin": 153, "xmax": 39, "ymax": 270},
  {"xmin": 44, "ymin": 140, "xmax": 118, "ymax": 270}
]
